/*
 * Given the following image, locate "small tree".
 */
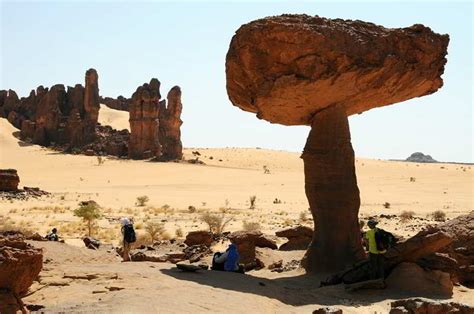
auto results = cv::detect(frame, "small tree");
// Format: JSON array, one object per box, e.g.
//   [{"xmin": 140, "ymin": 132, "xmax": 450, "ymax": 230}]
[
  {"xmin": 136, "ymin": 195, "xmax": 150, "ymax": 207},
  {"xmin": 200, "ymin": 212, "xmax": 233, "ymax": 235},
  {"xmin": 74, "ymin": 202, "xmax": 101, "ymax": 236},
  {"xmin": 145, "ymin": 221, "xmax": 165, "ymax": 242}
]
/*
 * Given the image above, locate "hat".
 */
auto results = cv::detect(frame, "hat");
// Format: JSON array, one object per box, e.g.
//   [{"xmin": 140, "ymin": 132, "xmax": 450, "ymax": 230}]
[{"xmin": 120, "ymin": 217, "xmax": 131, "ymax": 226}]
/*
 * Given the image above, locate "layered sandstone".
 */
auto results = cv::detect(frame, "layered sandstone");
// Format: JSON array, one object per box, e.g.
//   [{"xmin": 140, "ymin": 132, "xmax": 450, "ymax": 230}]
[
  {"xmin": 226, "ymin": 14, "xmax": 449, "ymax": 273},
  {"xmin": 0, "ymin": 69, "xmax": 100, "ymax": 148},
  {"xmin": 0, "ymin": 169, "xmax": 20, "ymax": 191},
  {"xmin": 159, "ymin": 86, "xmax": 183, "ymax": 160},
  {"xmin": 0, "ymin": 231, "xmax": 43, "ymax": 313},
  {"xmin": 128, "ymin": 79, "xmax": 162, "ymax": 159}
]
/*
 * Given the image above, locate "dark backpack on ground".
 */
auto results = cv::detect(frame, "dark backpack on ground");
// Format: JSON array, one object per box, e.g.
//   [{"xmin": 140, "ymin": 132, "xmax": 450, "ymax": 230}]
[
  {"xmin": 123, "ymin": 224, "xmax": 136, "ymax": 243},
  {"xmin": 375, "ymin": 228, "xmax": 396, "ymax": 251}
]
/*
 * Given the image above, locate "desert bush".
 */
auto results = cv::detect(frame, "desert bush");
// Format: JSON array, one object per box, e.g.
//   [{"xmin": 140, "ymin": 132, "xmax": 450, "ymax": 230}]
[
  {"xmin": 263, "ymin": 165, "xmax": 270, "ymax": 174},
  {"xmin": 136, "ymin": 195, "xmax": 150, "ymax": 207},
  {"xmin": 175, "ymin": 227, "xmax": 183, "ymax": 238},
  {"xmin": 409, "ymin": 177, "xmax": 416, "ymax": 182},
  {"xmin": 383, "ymin": 202, "xmax": 391, "ymax": 209},
  {"xmin": 73, "ymin": 201, "xmax": 101, "ymax": 236},
  {"xmin": 431, "ymin": 210, "xmax": 446, "ymax": 222},
  {"xmin": 400, "ymin": 210, "xmax": 415, "ymax": 222},
  {"xmin": 283, "ymin": 218, "xmax": 293, "ymax": 227},
  {"xmin": 188, "ymin": 205, "xmax": 197, "ymax": 213},
  {"xmin": 200, "ymin": 212, "xmax": 233, "ymax": 235},
  {"xmin": 243, "ymin": 220, "xmax": 261, "ymax": 231},
  {"xmin": 144, "ymin": 221, "xmax": 165, "ymax": 242},
  {"xmin": 131, "ymin": 233, "xmax": 152, "ymax": 249},
  {"xmin": 249, "ymin": 195, "xmax": 257, "ymax": 209}
]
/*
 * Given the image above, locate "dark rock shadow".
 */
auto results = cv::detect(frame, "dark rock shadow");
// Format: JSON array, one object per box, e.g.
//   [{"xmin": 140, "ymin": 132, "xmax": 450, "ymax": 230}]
[
  {"xmin": 11, "ymin": 130, "xmax": 34, "ymax": 147},
  {"xmin": 160, "ymin": 268, "xmax": 452, "ymax": 307}
]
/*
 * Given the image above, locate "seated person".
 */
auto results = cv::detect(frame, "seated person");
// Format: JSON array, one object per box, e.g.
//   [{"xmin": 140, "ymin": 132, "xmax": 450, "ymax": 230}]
[
  {"xmin": 45, "ymin": 228, "xmax": 59, "ymax": 241},
  {"xmin": 211, "ymin": 243, "xmax": 244, "ymax": 273}
]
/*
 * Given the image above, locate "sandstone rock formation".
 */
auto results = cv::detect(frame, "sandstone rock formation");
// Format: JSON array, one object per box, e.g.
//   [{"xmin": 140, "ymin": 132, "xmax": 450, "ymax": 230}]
[
  {"xmin": 159, "ymin": 86, "xmax": 183, "ymax": 160},
  {"xmin": 128, "ymin": 79, "xmax": 162, "ymax": 159},
  {"xmin": 226, "ymin": 14, "xmax": 449, "ymax": 273},
  {"xmin": 0, "ymin": 231, "xmax": 43, "ymax": 313},
  {"xmin": 0, "ymin": 69, "xmax": 100, "ymax": 148},
  {"xmin": 276, "ymin": 225, "xmax": 313, "ymax": 251},
  {"xmin": 0, "ymin": 169, "xmax": 20, "ymax": 191}
]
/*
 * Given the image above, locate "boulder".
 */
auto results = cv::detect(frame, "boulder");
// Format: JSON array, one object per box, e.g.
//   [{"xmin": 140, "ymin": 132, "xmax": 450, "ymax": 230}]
[
  {"xmin": 184, "ymin": 231, "xmax": 213, "ymax": 247},
  {"xmin": 255, "ymin": 234, "xmax": 278, "ymax": 250},
  {"xmin": 0, "ymin": 231, "xmax": 43, "ymax": 313},
  {"xmin": 228, "ymin": 230, "xmax": 262, "ymax": 267},
  {"xmin": 276, "ymin": 225, "xmax": 313, "ymax": 250},
  {"xmin": 0, "ymin": 169, "xmax": 20, "ymax": 191},
  {"xmin": 313, "ymin": 307, "xmax": 343, "ymax": 314},
  {"xmin": 226, "ymin": 14, "xmax": 448, "ymax": 273},
  {"xmin": 390, "ymin": 298, "xmax": 474, "ymax": 314},
  {"xmin": 385, "ymin": 262, "xmax": 453, "ymax": 297}
]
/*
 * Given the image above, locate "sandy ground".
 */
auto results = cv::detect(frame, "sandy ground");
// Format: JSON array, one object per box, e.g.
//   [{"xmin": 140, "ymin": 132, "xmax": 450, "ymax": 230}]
[{"xmin": 1, "ymin": 107, "xmax": 473, "ymax": 312}]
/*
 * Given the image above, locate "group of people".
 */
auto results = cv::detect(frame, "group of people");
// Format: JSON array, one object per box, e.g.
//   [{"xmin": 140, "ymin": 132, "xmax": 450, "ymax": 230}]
[{"xmin": 46, "ymin": 216, "xmax": 389, "ymax": 280}]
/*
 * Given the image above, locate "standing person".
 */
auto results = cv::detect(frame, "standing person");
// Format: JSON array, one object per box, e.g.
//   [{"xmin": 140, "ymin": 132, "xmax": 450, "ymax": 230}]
[
  {"xmin": 363, "ymin": 219, "xmax": 386, "ymax": 280},
  {"xmin": 120, "ymin": 217, "xmax": 136, "ymax": 262}
]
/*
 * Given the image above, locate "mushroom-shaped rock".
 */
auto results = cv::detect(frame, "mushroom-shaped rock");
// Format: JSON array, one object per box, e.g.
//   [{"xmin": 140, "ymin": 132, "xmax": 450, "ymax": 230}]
[
  {"xmin": 226, "ymin": 14, "xmax": 448, "ymax": 273},
  {"xmin": 275, "ymin": 225, "xmax": 313, "ymax": 251}
]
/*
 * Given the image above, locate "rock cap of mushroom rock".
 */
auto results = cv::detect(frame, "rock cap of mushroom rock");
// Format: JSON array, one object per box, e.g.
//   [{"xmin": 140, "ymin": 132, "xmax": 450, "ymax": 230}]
[{"xmin": 226, "ymin": 14, "xmax": 449, "ymax": 126}]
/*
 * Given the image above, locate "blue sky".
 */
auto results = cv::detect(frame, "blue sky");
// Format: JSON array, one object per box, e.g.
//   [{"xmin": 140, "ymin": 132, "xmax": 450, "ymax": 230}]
[{"xmin": 1, "ymin": 1, "xmax": 472, "ymax": 162}]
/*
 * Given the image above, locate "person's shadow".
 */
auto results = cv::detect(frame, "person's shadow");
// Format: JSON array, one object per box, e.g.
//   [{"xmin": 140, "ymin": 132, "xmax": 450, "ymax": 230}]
[{"xmin": 160, "ymin": 267, "xmax": 451, "ymax": 307}]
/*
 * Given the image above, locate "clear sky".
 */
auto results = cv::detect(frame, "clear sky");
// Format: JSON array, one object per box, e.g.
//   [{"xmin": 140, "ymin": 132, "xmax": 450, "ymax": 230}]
[{"xmin": 1, "ymin": 0, "xmax": 472, "ymax": 162}]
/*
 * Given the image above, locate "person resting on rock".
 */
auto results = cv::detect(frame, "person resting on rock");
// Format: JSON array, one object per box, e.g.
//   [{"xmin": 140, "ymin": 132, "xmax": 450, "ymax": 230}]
[
  {"xmin": 211, "ymin": 243, "xmax": 244, "ymax": 273},
  {"xmin": 45, "ymin": 228, "xmax": 59, "ymax": 241}
]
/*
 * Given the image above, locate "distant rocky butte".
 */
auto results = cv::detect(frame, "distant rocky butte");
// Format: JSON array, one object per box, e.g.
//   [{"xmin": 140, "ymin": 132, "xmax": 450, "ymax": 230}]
[
  {"xmin": 0, "ymin": 70, "xmax": 183, "ymax": 161},
  {"xmin": 226, "ymin": 14, "xmax": 448, "ymax": 273},
  {"xmin": 406, "ymin": 152, "xmax": 438, "ymax": 163}
]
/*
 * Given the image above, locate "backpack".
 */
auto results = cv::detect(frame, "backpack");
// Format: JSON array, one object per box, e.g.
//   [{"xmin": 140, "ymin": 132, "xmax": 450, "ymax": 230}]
[
  {"xmin": 123, "ymin": 224, "xmax": 136, "ymax": 243},
  {"xmin": 375, "ymin": 228, "xmax": 396, "ymax": 251}
]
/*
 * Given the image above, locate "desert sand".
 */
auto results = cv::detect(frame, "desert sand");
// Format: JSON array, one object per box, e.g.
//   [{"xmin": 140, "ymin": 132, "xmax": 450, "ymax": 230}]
[{"xmin": 1, "ymin": 107, "xmax": 473, "ymax": 312}]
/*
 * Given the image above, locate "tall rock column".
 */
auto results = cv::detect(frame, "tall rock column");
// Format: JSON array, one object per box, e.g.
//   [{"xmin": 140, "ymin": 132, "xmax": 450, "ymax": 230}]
[
  {"xmin": 83, "ymin": 68, "xmax": 100, "ymax": 143},
  {"xmin": 159, "ymin": 86, "xmax": 183, "ymax": 160},
  {"xmin": 301, "ymin": 105, "xmax": 365, "ymax": 272},
  {"xmin": 128, "ymin": 79, "xmax": 162, "ymax": 159}
]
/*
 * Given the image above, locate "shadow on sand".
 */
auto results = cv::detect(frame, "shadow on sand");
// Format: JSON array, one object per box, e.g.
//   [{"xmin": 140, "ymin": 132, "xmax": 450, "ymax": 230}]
[{"xmin": 160, "ymin": 268, "xmax": 451, "ymax": 307}]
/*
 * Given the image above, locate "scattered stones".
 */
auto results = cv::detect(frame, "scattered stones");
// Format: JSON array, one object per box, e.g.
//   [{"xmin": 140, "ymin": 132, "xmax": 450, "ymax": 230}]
[
  {"xmin": 183, "ymin": 244, "xmax": 211, "ymax": 263},
  {"xmin": 390, "ymin": 298, "xmax": 474, "ymax": 314},
  {"xmin": 275, "ymin": 225, "xmax": 313, "ymax": 251},
  {"xmin": 313, "ymin": 307, "xmax": 343, "ymax": 314}
]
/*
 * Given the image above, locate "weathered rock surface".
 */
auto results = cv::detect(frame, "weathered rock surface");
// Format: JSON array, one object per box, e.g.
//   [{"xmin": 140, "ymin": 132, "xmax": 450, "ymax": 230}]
[
  {"xmin": 159, "ymin": 86, "xmax": 183, "ymax": 160},
  {"xmin": 0, "ymin": 231, "xmax": 43, "ymax": 313},
  {"xmin": 0, "ymin": 169, "xmax": 20, "ymax": 191},
  {"xmin": 390, "ymin": 298, "xmax": 474, "ymax": 314},
  {"xmin": 276, "ymin": 225, "xmax": 313, "ymax": 251},
  {"xmin": 226, "ymin": 14, "xmax": 449, "ymax": 126},
  {"xmin": 226, "ymin": 14, "xmax": 448, "ymax": 274},
  {"xmin": 184, "ymin": 231, "xmax": 213, "ymax": 247},
  {"xmin": 0, "ymin": 69, "xmax": 100, "ymax": 148},
  {"xmin": 128, "ymin": 79, "xmax": 162, "ymax": 159},
  {"xmin": 313, "ymin": 307, "xmax": 343, "ymax": 314},
  {"xmin": 228, "ymin": 230, "xmax": 263, "ymax": 267},
  {"xmin": 386, "ymin": 262, "xmax": 453, "ymax": 297},
  {"xmin": 418, "ymin": 212, "xmax": 474, "ymax": 285}
]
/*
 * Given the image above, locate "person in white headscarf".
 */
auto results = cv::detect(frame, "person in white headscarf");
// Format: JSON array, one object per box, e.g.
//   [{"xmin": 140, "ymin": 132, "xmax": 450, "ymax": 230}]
[{"xmin": 120, "ymin": 217, "xmax": 134, "ymax": 261}]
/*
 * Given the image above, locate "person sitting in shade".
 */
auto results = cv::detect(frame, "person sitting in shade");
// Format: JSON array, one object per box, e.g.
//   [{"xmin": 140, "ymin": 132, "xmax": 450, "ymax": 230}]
[
  {"xmin": 211, "ymin": 243, "xmax": 244, "ymax": 273},
  {"xmin": 45, "ymin": 228, "xmax": 59, "ymax": 241}
]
